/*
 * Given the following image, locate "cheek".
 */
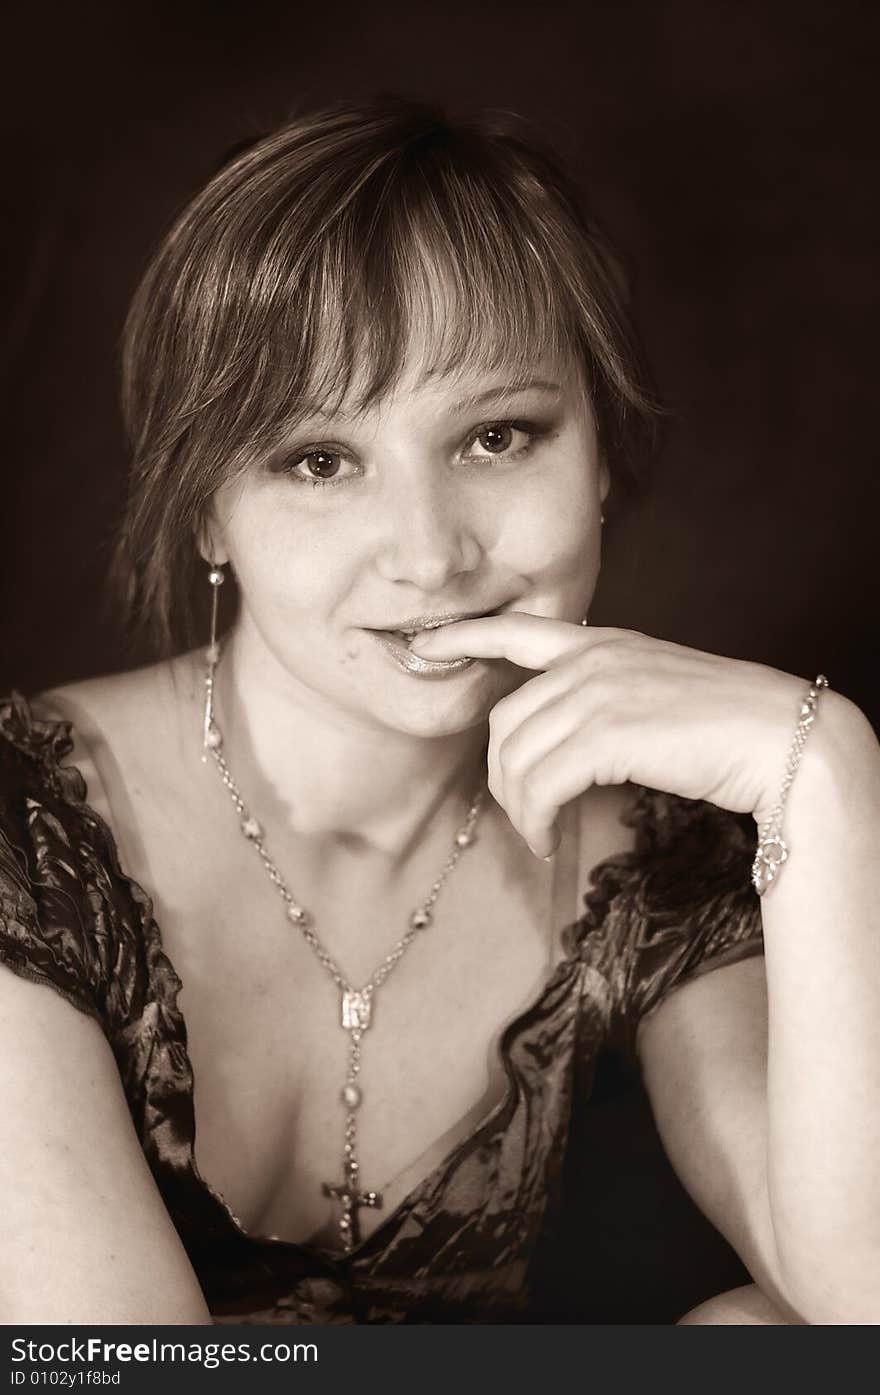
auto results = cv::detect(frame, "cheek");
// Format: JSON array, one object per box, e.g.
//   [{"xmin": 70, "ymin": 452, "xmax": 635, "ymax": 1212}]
[
  {"xmin": 492, "ymin": 469, "xmax": 596, "ymax": 580},
  {"xmin": 228, "ymin": 503, "xmax": 356, "ymax": 619}
]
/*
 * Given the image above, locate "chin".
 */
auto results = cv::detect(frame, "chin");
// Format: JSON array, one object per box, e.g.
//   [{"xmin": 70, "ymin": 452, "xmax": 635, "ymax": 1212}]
[
  {"xmin": 368, "ymin": 665, "xmax": 515, "ymax": 740},
  {"xmin": 392, "ymin": 707, "xmax": 487, "ymax": 739}
]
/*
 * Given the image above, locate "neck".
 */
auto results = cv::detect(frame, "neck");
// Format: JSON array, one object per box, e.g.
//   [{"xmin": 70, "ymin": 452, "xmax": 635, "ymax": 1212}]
[{"xmin": 205, "ymin": 625, "xmax": 490, "ymax": 869}]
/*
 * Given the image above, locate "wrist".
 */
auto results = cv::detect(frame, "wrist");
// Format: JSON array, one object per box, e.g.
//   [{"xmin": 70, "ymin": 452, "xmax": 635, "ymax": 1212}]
[{"xmin": 753, "ymin": 690, "xmax": 879, "ymax": 839}]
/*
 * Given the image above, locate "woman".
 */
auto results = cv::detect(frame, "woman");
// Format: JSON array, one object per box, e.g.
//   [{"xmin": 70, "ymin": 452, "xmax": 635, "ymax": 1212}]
[{"xmin": 1, "ymin": 95, "xmax": 878, "ymax": 1326}]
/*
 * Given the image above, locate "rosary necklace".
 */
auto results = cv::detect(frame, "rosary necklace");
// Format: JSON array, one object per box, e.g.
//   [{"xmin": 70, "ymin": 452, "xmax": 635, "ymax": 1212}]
[{"xmin": 201, "ymin": 638, "xmax": 487, "ymax": 1253}]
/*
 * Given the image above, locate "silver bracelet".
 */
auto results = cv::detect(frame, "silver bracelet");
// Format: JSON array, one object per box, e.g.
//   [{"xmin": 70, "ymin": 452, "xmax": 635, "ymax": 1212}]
[{"xmin": 751, "ymin": 674, "xmax": 830, "ymax": 896}]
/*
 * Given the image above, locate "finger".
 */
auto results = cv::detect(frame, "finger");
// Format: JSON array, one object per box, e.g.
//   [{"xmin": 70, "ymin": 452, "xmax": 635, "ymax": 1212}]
[
  {"xmin": 487, "ymin": 663, "xmax": 575, "ymax": 764},
  {"xmin": 501, "ymin": 683, "xmax": 636, "ymax": 855},
  {"xmin": 409, "ymin": 612, "xmax": 623, "ymax": 671},
  {"xmin": 517, "ymin": 728, "xmax": 608, "ymax": 857},
  {"xmin": 490, "ymin": 687, "xmax": 584, "ymax": 854}
]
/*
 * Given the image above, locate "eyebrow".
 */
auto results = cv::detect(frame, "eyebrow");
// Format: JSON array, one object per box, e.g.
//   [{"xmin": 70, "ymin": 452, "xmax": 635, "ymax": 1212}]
[
  {"xmin": 301, "ymin": 377, "xmax": 565, "ymax": 424},
  {"xmin": 446, "ymin": 378, "xmax": 565, "ymax": 416}
]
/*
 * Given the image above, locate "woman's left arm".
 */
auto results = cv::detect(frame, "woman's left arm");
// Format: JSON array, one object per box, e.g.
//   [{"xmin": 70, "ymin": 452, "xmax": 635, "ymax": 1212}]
[
  {"xmin": 639, "ymin": 701, "xmax": 880, "ymax": 1326},
  {"xmin": 410, "ymin": 616, "xmax": 880, "ymax": 1323},
  {"xmin": 712, "ymin": 701, "xmax": 880, "ymax": 1323}
]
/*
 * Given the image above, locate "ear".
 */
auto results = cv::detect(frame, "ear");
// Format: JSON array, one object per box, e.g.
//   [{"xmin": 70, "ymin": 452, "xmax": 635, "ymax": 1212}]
[
  {"xmin": 194, "ymin": 510, "xmax": 229, "ymax": 567},
  {"xmin": 598, "ymin": 457, "xmax": 611, "ymax": 508}
]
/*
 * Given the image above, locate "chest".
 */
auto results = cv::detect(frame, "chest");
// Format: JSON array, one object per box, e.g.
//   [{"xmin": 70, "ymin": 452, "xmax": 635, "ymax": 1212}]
[
  {"xmin": 143, "ymin": 814, "xmax": 579, "ymax": 1251},
  {"xmin": 65, "ymin": 704, "xmax": 634, "ymax": 1253}
]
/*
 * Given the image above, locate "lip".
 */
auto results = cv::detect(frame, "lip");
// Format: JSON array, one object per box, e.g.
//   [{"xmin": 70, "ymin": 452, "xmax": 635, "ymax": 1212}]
[
  {"xmin": 369, "ymin": 630, "xmax": 477, "ymax": 679},
  {"xmin": 369, "ymin": 605, "xmax": 504, "ymax": 639}
]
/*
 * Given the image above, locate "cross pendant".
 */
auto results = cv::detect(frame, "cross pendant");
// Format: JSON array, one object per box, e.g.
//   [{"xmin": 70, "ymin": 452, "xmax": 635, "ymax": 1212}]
[{"xmin": 321, "ymin": 1178, "xmax": 383, "ymax": 1253}]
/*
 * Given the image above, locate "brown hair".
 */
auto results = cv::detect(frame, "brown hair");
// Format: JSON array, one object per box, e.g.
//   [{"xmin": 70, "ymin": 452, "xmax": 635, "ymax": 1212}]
[{"xmin": 115, "ymin": 93, "xmax": 660, "ymax": 655}]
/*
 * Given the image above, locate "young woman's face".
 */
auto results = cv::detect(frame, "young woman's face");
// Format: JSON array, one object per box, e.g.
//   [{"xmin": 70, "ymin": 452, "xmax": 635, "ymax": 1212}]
[{"xmin": 209, "ymin": 350, "xmax": 609, "ymax": 738}]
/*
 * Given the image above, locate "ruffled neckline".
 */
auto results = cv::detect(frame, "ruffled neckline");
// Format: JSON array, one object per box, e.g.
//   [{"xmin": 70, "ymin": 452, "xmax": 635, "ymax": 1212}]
[{"xmin": 0, "ymin": 689, "xmax": 658, "ymax": 1271}]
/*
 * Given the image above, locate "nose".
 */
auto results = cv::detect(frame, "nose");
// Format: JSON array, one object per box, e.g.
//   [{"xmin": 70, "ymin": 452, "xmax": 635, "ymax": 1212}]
[{"xmin": 373, "ymin": 471, "xmax": 482, "ymax": 591}]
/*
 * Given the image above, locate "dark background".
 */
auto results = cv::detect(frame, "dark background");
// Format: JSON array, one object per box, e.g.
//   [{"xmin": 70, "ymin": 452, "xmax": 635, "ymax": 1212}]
[
  {"xmin": 2, "ymin": 0, "xmax": 878, "ymax": 720},
  {"xmin": 1, "ymin": 0, "xmax": 877, "ymax": 1321}
]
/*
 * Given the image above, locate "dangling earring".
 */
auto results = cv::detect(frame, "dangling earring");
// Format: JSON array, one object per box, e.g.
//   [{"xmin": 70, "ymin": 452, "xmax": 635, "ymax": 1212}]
[{"xmin": 202, "ymin": 561, "xmax": 225, "ymax": 761}]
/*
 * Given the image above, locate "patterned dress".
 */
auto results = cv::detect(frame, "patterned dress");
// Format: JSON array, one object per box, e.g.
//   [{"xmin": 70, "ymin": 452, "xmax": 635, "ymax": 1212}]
[{"xmin": 0, "ymin": 693, "xmax": 764, "ymax": 1323}]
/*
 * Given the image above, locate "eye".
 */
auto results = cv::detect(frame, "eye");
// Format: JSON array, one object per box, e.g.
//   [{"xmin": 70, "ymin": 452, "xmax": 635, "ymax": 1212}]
[
  {"xmin": 271, "ymin": 417, "xmax": 549, "ymax": 488},
  {"xmin": 276, "ymin": 447, "xmax": 359, "ymax": 487},
  {"xmin": 462, "ymin": 421, "xmax": 541, "ymax": 462}
]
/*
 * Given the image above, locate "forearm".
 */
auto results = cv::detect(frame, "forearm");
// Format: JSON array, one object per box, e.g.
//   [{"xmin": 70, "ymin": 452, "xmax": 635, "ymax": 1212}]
[{"xmin": 760, "ymin": 692, "xmax": 880, "ymax": 1322}]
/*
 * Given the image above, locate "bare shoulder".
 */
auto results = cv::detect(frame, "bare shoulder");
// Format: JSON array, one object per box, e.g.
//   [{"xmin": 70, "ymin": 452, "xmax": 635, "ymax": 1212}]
[
  {"xmin": 32, "ymin": 652, "xmax": 203, "ymax": 859},
  {"xmin": 32, "ymin": 652, "xmax": 203, "ymax": 846},
  {"xmin": 36, "ymin": 652, "xmax": 199, "ymax": 738}
]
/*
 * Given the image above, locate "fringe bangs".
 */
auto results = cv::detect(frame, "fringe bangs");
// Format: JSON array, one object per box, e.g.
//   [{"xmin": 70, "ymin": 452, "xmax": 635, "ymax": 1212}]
[
  {"xmin": 218, "ymin": 147, "xmax": 578, "ymax": 451},
  {"xmin": 116, "ymin": 98, "xmax": 661, "ymax": 655}
]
